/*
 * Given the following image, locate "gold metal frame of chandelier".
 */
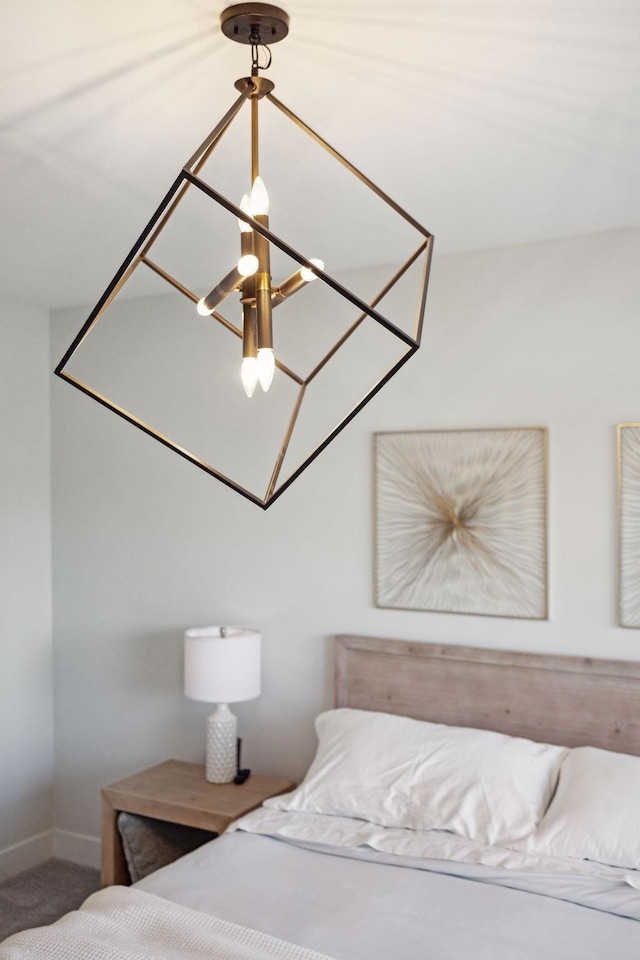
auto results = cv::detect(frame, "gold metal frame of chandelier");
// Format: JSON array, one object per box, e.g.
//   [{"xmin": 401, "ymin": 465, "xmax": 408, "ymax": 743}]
[{"xmin": 55, "ymin": 19, "xmax": 434, "ymax": 510}]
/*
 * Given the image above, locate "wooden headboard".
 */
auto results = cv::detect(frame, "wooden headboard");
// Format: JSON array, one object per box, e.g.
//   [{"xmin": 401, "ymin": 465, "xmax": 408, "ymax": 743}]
[{"xmin": 335, "ymin": 635, "xmax": 640, "ymax": 756}]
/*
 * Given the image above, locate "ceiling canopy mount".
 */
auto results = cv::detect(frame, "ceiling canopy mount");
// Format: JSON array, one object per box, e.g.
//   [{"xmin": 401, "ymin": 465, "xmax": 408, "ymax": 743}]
[{"xmin": 220, "ymin": 4, "xmax": 290, "ymax": 47}]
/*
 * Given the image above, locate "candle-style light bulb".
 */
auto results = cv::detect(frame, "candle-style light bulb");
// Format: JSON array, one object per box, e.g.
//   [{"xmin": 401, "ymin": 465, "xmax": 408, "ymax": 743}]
[
  {"xmin": 256, "ymin": 348, "xmax": 275, "ymax": 392},
  {"xmin": 250, "ymin": 176, "xmax": 269, "ymax": 216},
  {"xmin": 241, "ymin": 357, "xmax": 258, "ymax": 398},
  {"xmin": 238, "ymin": 194, "xmax": 252, "ymax": 234},
  {"xmin": 237, "ymin": 254, "xmax": 259, "ymax": 276},
  {"xmin": 300, "ymin": 258, "xmax": 324, "ymax": 282}
]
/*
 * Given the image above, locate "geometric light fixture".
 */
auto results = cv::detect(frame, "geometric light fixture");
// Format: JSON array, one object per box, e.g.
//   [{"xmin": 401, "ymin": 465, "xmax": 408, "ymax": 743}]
[{"xmin": 55, "ymin": 4, "xmax": 434, "ymax": 509}]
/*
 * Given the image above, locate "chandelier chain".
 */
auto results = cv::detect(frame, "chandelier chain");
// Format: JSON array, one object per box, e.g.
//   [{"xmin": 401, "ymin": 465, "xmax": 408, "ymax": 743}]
[{"xmin": 250, "ymin": 34, "xmax": 273, "ymax": 73}]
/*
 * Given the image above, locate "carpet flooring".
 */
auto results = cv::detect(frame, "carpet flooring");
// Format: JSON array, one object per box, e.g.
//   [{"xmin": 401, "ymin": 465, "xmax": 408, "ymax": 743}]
[{"xmin": 0, "ymin": 859, "xmax": 100, "ymax": 942}]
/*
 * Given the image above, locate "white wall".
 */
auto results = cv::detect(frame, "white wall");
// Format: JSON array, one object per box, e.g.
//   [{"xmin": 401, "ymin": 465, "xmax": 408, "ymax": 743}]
[
  {"xmin": 50, "ymin": 226, "xmax": 640, "ymax": 851},
  {"xmin": 0, "ymin": 301, "xmax": 54, "ymax": 877}
]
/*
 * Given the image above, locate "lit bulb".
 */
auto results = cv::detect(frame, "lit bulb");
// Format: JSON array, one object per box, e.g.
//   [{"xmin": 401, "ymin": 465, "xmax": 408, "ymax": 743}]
[
  {"xmin": 256, "ymin": 348, "xmax": 275, "ymax": 391},
  {"xmin": 238, "ymin": 194, "xmax": 252, "ymax": 234},
  {"xmin": 300, "ymin": 258, "xmax": 324, "ymax": 283},
  {"xmin": 241, "ymin": 357, "xmax": 258, "ymax": 398},
  {"xmin": 238, "ymin": 254, "xmax": 259, "ymax": 277},
  {"xmin": 250, "ymin": 176, "xmax": 270, "ymax": 216},
  {"xmin": 196, "ymin": 256, "xmax": 259, "ymax": 315}
]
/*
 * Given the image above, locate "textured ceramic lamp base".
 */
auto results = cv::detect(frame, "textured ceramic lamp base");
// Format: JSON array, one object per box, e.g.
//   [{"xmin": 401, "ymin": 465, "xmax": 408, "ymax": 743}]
[{"xmin": 206, "ymin": 704, "xmax": 238, "ymax": 783}]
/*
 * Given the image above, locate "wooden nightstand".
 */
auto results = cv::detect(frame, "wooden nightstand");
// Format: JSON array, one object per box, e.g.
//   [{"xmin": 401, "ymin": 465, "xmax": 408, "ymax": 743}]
[{"xmin": 101, "ymin": 760, "xmax": 295, "ymax": 886}]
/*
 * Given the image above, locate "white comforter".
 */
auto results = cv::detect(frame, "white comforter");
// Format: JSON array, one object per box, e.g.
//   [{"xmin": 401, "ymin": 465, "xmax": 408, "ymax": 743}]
[
  {"xmin": 0, "ymin": 885, "xmax": 336, "ymax": 960},
  {"xmin": 139, "ymin": 818, "xmax": 640, "ymax": 960}
]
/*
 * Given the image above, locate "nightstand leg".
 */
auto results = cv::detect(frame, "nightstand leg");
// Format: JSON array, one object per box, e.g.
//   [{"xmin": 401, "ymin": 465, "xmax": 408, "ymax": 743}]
[{"xmin": 101, "ymin": 794, "xmax": 130, "ymax": 886}]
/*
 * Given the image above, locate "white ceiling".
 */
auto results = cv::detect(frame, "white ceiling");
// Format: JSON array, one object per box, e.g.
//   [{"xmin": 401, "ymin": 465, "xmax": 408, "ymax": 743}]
[{"xmin": 1, "ymin": 0, "xmax": 639, "ymax": 309}]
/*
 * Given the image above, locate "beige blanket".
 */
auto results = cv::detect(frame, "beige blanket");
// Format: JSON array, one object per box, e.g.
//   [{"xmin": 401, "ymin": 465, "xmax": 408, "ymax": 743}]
[{"xmin": 0, "ymin": 885, "xmax": 337, "ymax": 960}]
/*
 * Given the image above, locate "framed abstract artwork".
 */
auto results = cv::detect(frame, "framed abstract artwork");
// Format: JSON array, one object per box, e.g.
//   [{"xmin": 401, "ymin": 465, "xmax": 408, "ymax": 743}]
[
  {"xmin": 617, "ymin": 424, "xmax": 640, "ymax": 628},
  {"xmin": 374, "ymin": 427, "xmax": 548, "ymax": 619}
]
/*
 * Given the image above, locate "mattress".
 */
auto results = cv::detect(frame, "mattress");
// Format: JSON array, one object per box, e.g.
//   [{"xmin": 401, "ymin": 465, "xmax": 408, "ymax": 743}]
[{"xmin": 137, "ymin": 813, "xmax": 640, "ymax": 960}]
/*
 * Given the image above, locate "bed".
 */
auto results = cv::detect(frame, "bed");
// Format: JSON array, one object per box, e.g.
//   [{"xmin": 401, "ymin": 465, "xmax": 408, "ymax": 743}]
[{"xmin": 3, "ymin": 634, "xmax": 640, "ymax": 959}]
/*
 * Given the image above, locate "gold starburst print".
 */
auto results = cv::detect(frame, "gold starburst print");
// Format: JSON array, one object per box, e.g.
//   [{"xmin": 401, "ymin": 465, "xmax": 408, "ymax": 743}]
[{"xmin": 375, "ymin": 428, "xmax": 548, "ymax": 618}]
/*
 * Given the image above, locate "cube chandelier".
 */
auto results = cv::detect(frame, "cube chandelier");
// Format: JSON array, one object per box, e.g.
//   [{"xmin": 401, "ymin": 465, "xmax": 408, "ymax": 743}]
[{"xmin": 56, "ymin": 4, "xmax": 434, "ymax": 508}]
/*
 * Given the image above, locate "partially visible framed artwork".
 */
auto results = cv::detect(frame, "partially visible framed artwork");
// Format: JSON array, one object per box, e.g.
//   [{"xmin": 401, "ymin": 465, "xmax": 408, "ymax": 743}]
[
  {"xmin": 374, "ymin": 427, "xmax": 548, "ymax": 619},
  {"xmin": 617, "ymin": 423, "xmax": 640, "ymax": 628}
]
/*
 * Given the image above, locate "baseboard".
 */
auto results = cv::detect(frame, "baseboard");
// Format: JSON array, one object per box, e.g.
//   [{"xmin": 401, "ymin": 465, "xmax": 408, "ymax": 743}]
[
  {"xmin": 53, "ymin": 829, "xmax": 101, "ymax": 870},
  {"xmin": 0, "ymin": 831, "xmax": 54, "ymax": 881}
]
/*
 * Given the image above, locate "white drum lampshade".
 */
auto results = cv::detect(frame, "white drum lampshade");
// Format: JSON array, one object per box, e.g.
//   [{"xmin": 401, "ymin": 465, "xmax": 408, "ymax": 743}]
[{"xmin": 184, "ymin": 626, "xmax": 261, "ymax": 783}]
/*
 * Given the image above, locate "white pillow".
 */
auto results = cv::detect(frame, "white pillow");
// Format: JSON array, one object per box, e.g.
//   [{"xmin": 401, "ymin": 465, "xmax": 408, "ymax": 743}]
[
  {"xmin": 266, "ymin": 708, "xmax": 566, "ymax": 846},
  {"xmin": 528, "ymin": 746, "xmax": 640, "ymax": 870}
]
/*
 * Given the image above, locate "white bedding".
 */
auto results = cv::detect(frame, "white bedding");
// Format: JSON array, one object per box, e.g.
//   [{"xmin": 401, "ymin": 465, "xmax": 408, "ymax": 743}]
[
  {"xmin": 136, "ymin": 815, "xmax": 640, "ymax": 960},
  {"xmin": 3, "ymin": 810, "xmax": 639, "ymax": 959},
  {"xmin": 0, "ymin": 885, "xmax": 337, "ymax": 960},
  {"xmin": 233, "ymin": 806, "xmax": 640, "ymax": 888},
  {"xmin": 6, "ymin": 702, "xmax": 640, "ymax": 959}
]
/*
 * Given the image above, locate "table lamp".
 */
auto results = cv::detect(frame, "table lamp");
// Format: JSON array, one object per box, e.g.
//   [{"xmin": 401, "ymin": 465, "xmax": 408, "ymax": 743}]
[{"xmin": 184, "ymin": 626, "xmax": 261, "ymax": 783}]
